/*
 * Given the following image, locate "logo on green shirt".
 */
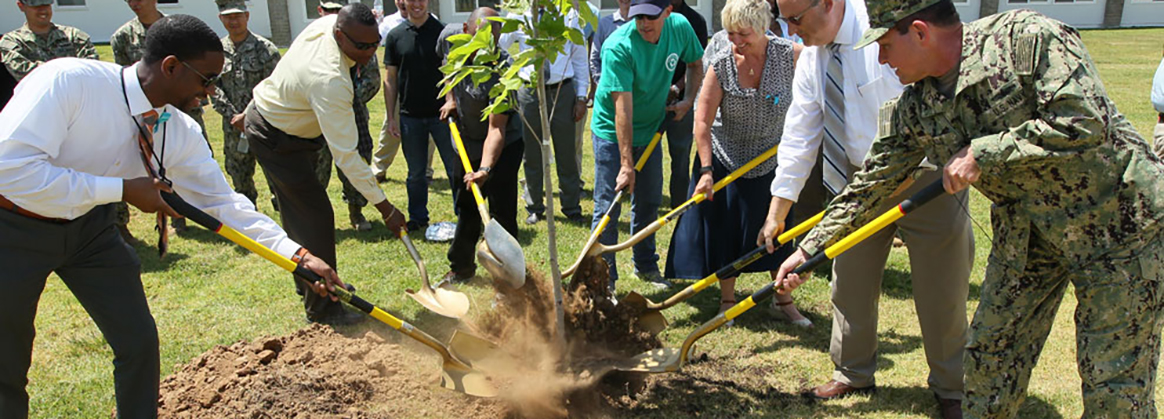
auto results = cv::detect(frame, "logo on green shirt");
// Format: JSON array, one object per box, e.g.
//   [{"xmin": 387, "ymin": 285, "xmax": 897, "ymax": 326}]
[{"xmin": 666, "ymin": 53, "xmax": 679, "ymax": 72}]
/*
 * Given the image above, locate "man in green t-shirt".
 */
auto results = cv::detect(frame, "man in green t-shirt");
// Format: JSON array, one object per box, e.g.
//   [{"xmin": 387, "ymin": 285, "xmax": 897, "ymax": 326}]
[{"xmin": 589, "ymin": 0, "xmax": 703, "ymax": 288}]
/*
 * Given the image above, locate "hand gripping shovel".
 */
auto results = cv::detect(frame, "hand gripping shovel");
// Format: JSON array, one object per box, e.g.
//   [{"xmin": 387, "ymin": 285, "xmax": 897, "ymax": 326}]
[
  {"xmin": 160, "ymin": 192, "xmax": 500, "ymax": 397},
  {"xmin": 449, "ymin": 120, "xmax": 526, "ymax": 289},
  {"xmin": 621, "ymin": 210, "xmax": 825, "ymax": 334},
  {"xmin": 563, "ymin": 143, "xmax": 783, "ymax": 278},
  {"xmin": 401, "ymin": 229, "xmax": 470, "ymax": 318},
  {"xmin": 616, "ymin": 180, "xmax": 948, "ymax": 373}
]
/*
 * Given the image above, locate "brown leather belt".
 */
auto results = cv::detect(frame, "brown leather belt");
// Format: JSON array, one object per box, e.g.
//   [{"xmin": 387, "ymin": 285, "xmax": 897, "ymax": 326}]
[{"xmin": 0, "ymin": 194, "xmax": 69, "ymax": 223}]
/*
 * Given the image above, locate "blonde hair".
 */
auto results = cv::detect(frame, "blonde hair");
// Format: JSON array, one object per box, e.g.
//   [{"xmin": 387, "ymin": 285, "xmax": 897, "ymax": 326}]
[{"xmin": 721, "ymin": 0, "xmax": 771, "ymax": 35}]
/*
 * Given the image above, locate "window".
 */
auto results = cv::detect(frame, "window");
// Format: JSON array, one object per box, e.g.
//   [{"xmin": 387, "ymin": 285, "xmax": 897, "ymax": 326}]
[
  {"xmin": 455, "ymin": 0, "xmax": 501, "ymax": 14},
  {"xmin": 158, "ymin": 0, "xmax": 178, "ymax": 3},
  {"xmin": 1009, "ymin": 0, "xmax": 1093, "ymax": 4},
  {"xmin": 56, "ymin": 0, "xmax": 85, "ymax": 6},
  {"xmin": 306, "ymin": 0, "xmax": 322, "ymax": 15}
]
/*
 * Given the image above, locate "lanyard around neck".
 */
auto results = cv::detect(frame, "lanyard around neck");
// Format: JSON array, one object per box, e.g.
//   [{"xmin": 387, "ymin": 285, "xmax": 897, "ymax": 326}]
[{"xmin": 120, "ymin": 66, "xmax": 171, "ymax": 186}]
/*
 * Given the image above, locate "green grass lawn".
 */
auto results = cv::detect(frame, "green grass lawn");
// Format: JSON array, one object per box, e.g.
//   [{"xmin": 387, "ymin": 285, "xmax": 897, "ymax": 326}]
[{"xmin": 23, "ymin": 28, "xmax": 1164, "ymax": 418}]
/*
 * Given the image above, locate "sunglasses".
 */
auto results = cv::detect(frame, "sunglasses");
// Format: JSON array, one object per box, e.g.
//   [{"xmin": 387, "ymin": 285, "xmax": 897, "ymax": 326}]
[
  {"xmin": 634, "ymin": 11, "xmax": 664, "ymax": 21},
  {"xmin": 781, "ymin": 0, "xmax": 820, "ymax": 25},
  {"xmin": 180, "ymin": 60, "xmax": 221, "ymax": 88},
  {"xmin": 341, "ymin": 28, "xmax": 381, "ymax": 50}
]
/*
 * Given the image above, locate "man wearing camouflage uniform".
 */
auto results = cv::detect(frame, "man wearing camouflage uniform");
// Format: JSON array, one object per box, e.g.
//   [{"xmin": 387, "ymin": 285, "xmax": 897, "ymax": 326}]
[
  {"xmin": 1, "ymin": 0, "xmax": 97, "ymax": 82},
  {"xmin": 113, "ymin": 0, "xmax": 208, "ymax": 233},
  {"xmin": 211, "ymin": 0, "xmax": 280, "ymax": 206},
  {"xmin": 315, "ymin": 2, "xmax": 382, "ymax": 232},
  {"xmin": 774, "ymin": 0, "xmax": 1164, "ymax": 417}
]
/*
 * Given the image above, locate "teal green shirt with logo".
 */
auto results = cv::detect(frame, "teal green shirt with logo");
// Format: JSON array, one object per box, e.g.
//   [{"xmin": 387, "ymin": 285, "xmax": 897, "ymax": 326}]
[{"xmin": 591, "ymin": 13, "xmax": 703, "ymax": 146}]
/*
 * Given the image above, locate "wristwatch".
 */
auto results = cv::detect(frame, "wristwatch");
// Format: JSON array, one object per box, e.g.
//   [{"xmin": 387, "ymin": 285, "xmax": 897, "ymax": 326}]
[
  {"xmin": 576, "ymin": 95, "xmax": 587, "ymax": 102},
  {"xmin": 478, "ymin": 166, "xmax": 492, "ymax": 176},
  {"xmin": 699, "ymin": 165, "xmax": 713, "ymax": 175}
]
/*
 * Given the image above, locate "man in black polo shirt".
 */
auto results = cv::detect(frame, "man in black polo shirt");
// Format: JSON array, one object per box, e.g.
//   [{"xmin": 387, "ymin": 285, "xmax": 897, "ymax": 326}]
[
  {"xmin": 383, "ymin": 0, "xmax": 457, "ymax": 232},
  {"xmin": 664, "ymin": 0, "xmax": 707, "ymax": 209}
]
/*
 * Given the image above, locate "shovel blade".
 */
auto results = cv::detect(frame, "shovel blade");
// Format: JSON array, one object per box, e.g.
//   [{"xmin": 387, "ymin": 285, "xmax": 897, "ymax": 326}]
[
  {"xmin": 406, "ymin": 286, "xmax": 470, "ymax": 319},
  {"xmin": 615, "ymin": 348, "xmax": 683, "ymax": 373},
  {"xmin": 478, "ymin": 220, "xmax": 525, "ymax": 288},
  {"xmin": 448, "ymin": 330, "xmax": 502, "ymax": 368},
  {"xmin": 440, "ymin": 363, "xmax": 498, "ymax": 398},
  {"xmin": 635, "ymin": 310, "xmax": 668, "ymax": 336}
]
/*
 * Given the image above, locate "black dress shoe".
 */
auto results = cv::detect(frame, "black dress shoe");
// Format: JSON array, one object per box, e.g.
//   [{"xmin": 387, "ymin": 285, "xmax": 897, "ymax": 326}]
[
  {"xmin": 935, "ymin": 395, "xmax": 962, "ymax": 419},
  {"xmin": 309, "ymin": 307, "xmax": 366, "ymax": 326},
  {"xmin": 565, "ymin": 213, "xmax": 588, "ymax": 224}
]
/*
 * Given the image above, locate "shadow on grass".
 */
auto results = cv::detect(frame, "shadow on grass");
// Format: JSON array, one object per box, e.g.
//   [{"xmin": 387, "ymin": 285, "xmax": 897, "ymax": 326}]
[{"xmin": 880, "ymin": 268, "xmax": 983, "ymax": 302}]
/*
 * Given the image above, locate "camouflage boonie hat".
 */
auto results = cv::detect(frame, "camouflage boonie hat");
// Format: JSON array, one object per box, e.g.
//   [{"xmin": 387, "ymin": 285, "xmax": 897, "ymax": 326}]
[
  {"xmin": 216, "ymin": 0, "xmax": 247, "ymax": 14},
  {"xmin": 18, "ymin": 0, "xmax": 54, "ymax": 6},
  {"xmin": 319, "ymin": 1, "xmax": 345, "ymax": 9},
  {"xmin": 855, "ymin": 0, "xmax": 942, "ymax": 49}
]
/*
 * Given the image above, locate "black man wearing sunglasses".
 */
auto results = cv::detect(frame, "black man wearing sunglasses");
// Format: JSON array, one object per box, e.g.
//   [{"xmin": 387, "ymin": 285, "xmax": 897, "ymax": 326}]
[{"xmin": 247, "ymin": 3, "xmax": 407, "ymax": 325}]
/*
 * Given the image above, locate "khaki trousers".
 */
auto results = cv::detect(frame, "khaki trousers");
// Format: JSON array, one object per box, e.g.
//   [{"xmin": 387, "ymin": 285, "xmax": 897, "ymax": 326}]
[
  {"xmin": 373, "ymin": 109, "xmax": 435, "ymax": 178},
  {"xmin": 828, "ymin": 170, "xmax": 975, "ymax": 400}
]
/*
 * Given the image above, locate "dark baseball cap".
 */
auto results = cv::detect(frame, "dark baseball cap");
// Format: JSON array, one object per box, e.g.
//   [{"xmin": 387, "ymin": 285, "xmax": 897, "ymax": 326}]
[{"xmin": 628, "ymin": 0, "xmax": 670, "ymax": 18}]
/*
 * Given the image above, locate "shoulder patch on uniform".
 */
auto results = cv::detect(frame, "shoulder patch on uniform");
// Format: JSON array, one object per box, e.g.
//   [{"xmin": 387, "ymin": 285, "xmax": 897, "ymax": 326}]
[
  {"xmin": 1014, "ymin": 32, "xmax": 1039, "ymax": 76},
  {"xmin": 877, "ymin": 100, "xmax": 897, "ymax": 139}
]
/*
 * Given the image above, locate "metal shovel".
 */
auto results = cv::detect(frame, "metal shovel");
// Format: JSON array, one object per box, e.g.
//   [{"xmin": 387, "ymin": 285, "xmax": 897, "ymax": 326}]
[
  {"xmin": 564, "ymin": 121, "xmax": 668, "ymax": 278},
  {"xmin": 620, "ymin": 210, "xmax": 825, "ymax": 334},
  {"xmin": 562, "ymin": 144, "xmax": 782, "ymax": 278},
  {"xmin": 449, "ymin": 120, "xmax": 526, "ymax": 289},
  {"xmin": 401, "ymin": 230, "xmax": 470, "ymax": 319},
  {"xmin": 160, "ymin": 192, "xmax": 501, "ymax": 397},
  {"xmin": 616, "ymin": 180, "xmax": 948, "ymax": 373}
]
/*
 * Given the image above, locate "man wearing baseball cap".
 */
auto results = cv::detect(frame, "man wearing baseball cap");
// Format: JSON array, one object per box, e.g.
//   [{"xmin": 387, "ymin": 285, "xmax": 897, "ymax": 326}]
[
  {"xmin": 589, "ymin": 0, "xmax": 703, "ymax": 286},
  {"xmin": 772, "ymin": 1, "xmax": 1164, "ymax": 417},
  {"xmin": 0, "ymin": 0, "xmax": 98, "ymax": 82}
]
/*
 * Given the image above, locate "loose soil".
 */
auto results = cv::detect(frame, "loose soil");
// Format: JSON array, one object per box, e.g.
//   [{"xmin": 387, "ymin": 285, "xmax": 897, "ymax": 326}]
[{"xmin": 158, "ymin": 256, "xmax": 671, "ymax": 418}]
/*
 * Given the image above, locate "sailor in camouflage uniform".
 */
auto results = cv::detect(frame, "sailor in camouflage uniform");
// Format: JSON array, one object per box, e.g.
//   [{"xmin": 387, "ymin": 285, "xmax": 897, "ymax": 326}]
[
  {"xmin": 112, "ymin": 0, "xmax": 208, "ymax": 233},
  {"xmin": 315, "ymin": 4, "xmax": 382, "ymax": 232},
  {"xmin": 211, "ymin": 0, "xmax": 280, "ymax": 206},
  {"xmin": 0, "ymin": 0, "xmax": 98, "ymax": 82},
  {"xmin": 774, "ymin": 0, "xmax": 1164, "ymax": 417}
]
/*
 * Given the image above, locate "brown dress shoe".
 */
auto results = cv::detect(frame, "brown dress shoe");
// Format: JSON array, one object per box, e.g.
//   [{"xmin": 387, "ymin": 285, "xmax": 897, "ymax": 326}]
[
  {"xmin": 935, "ymin": 395, "xmax": 962, "ymax": 419},
  {"xmin": 803, "ymin": 380, "xmax": 875, "ymax": 401}
]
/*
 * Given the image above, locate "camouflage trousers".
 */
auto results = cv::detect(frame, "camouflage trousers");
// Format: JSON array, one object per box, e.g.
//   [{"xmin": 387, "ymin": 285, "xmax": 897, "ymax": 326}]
[
  {"xmin": 965, "ymin": 229, "xmax": 1164, "ymax": 418},
  {"xmin": 222, "ymin": 122, "xmax": 258, "ymax": 204},
  {"xmin": 316, "ymin": 144, "xmax": 373, "ymax": 208},
  {"xmin": 115, "ymin": 108, "xmax": 209, "ymax": 227}
]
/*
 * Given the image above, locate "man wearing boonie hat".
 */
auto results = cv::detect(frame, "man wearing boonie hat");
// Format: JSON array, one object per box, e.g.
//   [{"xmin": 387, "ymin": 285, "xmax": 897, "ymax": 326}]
[
  {"xmin": 210, "ymin": 0, "xmax": 281, "ymax": 209},
  {"xmin": 772, "ymin": 0, "xmax": 1164, "ymax": 417},
  {"xmin": 1, "ymin": 0, "xmax": 98, "ymax": 82}
]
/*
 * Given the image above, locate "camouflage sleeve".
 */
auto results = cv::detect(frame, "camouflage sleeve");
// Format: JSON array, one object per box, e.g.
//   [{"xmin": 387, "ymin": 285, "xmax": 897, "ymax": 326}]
[
  {"xmin": 797, "ymin": 98, "xmax": 927, "ymax": 255},
  {"xmin": 264, "ymin": 43, "xmax": 280, "ymax": 78},
  {"xmin": 354, "ymin": 55, "xmax": 381, "ymax": 105},
  {"xmin": 210, "ymin": 85, "xmax": 235, "ymax": 117},
  {"xmin": 76, "ymin": 31, "xmax": 98, "ymax": 60},
  {"xmin": 111, "ymin": 30, "xmax": 131, "ymax": 66},
  {"xmin": 0, "ymin": 36, "xmax": 41, "ymax": 82},
  {"xmin": 969, "ymin": 23, "xmax": 1109, "ymax": 179}
]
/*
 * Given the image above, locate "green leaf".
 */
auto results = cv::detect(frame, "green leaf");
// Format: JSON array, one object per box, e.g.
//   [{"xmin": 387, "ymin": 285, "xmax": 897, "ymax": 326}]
[{"xmin": 564, "ymin": 27, "xmax": 584, "ymax": 46}]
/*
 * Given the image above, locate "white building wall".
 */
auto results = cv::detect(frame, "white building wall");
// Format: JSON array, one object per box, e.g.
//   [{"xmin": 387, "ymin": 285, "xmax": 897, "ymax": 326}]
[
  {"xmin": 0, "ymin": 0, "xmax": 273, "ymax": 45},
  {"xmin": 996, "ymin": 1, "xmax": 1107, "ymax": 28},
  {"xmin": 954, "ymin": 0, "xmax": 982, "ymax": 20},
  {"xmin": 1121, "ymin": 0, "xmax": 1164, "ymax": 27}
]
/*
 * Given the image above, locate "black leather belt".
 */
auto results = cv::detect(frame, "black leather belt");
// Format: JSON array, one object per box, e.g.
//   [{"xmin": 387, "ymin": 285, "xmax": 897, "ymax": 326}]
[{"xmin": 545, "ymin": 78, "xmax": 572, "ymax": 89}]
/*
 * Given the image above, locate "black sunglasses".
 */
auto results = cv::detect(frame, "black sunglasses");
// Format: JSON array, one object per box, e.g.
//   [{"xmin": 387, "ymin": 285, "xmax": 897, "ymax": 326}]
[
  {"xmin": 780, "ymin": 0, "xmax": 820, "ymax": 25},
  {"xmin": 635, "ymin": 11, "xmax": 664, "ymax": 21},
  {"xmin": 341, "ymin": 28, "xmax": 381, "ymax": 50},
  {"xmin": 180, "ymin": 60, "xmax": 221, "ymax": 88}
]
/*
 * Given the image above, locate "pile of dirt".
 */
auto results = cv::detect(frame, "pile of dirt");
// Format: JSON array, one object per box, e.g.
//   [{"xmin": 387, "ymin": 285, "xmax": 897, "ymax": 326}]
[
  {"xmin": 159, "ymin": 256, "xmax": 662, "ymax": 418},
  {"xmin": 157, "ymin": 324, "xmax": 506, "ymax": 418}
]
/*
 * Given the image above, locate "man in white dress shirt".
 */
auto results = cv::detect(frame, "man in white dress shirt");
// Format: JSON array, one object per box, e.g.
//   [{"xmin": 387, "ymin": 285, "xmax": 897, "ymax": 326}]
[
  {"xmin": 0, "ymin": 15, "xmax": 343, "ymax": 418},
  {"xmin": 502, "ymin": 8, "xmax": 590, "ymax": 224},
  {"xmin": 757, "ymin": 0, "xmax": 972, "ymax": 416}
]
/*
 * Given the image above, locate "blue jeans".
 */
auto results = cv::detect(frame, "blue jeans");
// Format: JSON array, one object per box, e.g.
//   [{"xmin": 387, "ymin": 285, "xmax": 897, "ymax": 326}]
[
  {"xmin": 590, "ymin": 135, "xmax": 663, "ymax": 281},
  {"xmin": 400, "ymin": 114, "xmax": 458, "ymax": 224},
  {"xmin": 662, "ymin": 109, "xmax": 694, "ymax": 209}
]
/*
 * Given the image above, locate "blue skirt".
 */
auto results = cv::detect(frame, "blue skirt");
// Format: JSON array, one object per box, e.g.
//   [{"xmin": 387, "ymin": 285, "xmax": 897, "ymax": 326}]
[{"xmin": 664, "ymin": 156, "xmax": 796, "ymax": 279}]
